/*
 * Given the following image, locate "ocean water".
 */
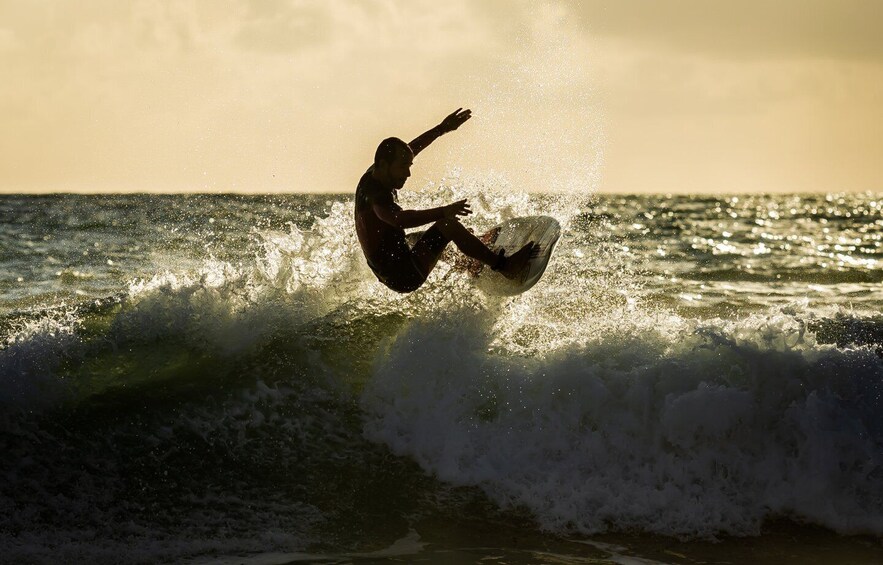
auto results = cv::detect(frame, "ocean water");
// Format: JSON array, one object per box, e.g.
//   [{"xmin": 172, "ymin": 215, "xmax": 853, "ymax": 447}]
[{"xmin": 1, "ymin": 187, "xmax": 882, "ymax": 564}]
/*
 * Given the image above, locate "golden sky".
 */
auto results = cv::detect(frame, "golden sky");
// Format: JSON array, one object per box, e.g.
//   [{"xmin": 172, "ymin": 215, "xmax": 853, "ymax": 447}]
[{"xmin": 1, "ymin": 0, "xmax": 881, "ymax": 194}]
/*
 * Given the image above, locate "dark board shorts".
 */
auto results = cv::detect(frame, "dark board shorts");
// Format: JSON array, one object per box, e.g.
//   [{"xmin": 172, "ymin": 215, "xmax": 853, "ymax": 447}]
[{"xmin": 369, "ymin": 226, "xmax": 450, "ymax": 293}]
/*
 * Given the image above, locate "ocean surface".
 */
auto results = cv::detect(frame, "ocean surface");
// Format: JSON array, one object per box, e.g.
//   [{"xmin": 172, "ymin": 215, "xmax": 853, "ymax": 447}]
[{"xmin": 1, "ymin": 188, "xmax": 882, "ymax": 564}]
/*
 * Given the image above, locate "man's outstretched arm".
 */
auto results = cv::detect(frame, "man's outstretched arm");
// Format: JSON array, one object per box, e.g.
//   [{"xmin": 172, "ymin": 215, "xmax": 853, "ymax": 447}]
[{"xmin": 408, "ymin": 108, "xmax": 472, "ymax": 156}]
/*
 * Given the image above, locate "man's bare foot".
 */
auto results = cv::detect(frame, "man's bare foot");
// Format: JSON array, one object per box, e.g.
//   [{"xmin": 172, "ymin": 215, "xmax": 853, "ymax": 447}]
[{"xmin": 499, "ymin": 241, "xmax": 536, "ymax": 280}]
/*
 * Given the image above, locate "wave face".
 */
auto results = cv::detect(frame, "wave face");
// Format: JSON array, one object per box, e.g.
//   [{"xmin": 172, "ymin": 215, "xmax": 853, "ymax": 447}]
[
  {"xmin": 1, "ymin": 190, "xmax": 882, "ymax": 562},
  {"xmin": 362, "ymin": 309, "xmax": 883, "ymax": 537}
]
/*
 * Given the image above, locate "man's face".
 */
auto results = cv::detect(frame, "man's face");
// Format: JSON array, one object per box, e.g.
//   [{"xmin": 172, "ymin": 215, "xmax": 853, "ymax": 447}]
[{"xmin": 386, "ymin": 149, "xmax": 413, "ymax": 189}]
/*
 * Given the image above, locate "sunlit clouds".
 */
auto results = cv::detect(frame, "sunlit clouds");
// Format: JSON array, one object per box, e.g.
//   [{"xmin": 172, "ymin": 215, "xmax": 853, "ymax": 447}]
[{"xmin": 1, "ymin": 1, "xmax": 880, "ymax": 193}]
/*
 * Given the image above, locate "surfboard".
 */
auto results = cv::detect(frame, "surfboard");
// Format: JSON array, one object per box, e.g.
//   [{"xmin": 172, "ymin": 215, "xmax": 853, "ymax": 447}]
[{"xmin": 469, "ymin": 215, "xmax": 561, "ymax": 296}]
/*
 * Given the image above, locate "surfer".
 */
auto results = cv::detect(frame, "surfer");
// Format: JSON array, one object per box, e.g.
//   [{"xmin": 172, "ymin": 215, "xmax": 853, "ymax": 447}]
[{"xmin": 355, "ymin": 108, "xmax": 536, "ymax": 293}]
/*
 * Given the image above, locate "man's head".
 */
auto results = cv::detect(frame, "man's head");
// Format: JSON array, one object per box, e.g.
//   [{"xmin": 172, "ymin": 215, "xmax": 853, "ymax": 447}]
[{"xmin": 373, "ymin": 137, "xmax": 413, "ymax": 190}]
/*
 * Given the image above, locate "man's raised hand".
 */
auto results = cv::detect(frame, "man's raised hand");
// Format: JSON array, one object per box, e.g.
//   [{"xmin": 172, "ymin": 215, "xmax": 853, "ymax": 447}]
[{"xmin": 439, "ymin": 108, "xmax": 472, "ymax": 133}]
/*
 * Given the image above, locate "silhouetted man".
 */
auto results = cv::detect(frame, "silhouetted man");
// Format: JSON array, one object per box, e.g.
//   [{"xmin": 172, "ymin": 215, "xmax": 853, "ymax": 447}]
[{"xmin": 354, "ymin": 108, "xmax": 535, "ymax": 293}]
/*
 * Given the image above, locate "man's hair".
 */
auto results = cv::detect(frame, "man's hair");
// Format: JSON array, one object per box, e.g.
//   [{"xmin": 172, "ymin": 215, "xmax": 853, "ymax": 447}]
[{"xmin": 374, "ymin": 137, "xmax": 411, "ymax": 165}]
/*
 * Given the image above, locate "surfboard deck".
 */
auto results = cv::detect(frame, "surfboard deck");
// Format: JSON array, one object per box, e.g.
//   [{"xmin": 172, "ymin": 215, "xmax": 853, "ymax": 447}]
[{"xmin": 466, "ymin": 215, "xmax": 561, "ymax": 296}]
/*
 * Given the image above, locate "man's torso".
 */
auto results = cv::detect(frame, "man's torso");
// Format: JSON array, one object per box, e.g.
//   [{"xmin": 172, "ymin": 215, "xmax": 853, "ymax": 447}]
[{"xmin": 354, "ymin": 170, "xmax": 411, "ymax": 274}]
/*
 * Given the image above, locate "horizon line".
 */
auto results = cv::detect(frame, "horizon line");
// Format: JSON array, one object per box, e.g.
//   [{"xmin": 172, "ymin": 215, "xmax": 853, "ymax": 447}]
[{"xmin": 1, "ymin": 189, "xmax": 881, "ymax": 197}]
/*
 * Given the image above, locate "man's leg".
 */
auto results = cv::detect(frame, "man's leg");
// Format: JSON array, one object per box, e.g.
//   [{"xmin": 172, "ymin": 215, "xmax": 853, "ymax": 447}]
[
  {"xmin": 411, "ymin": 226, "xmax": 452, "ymax": 277},
  {"xmin": 418, "ymin": 218, "xmax": 535, "ymax": 279},
  {"xmin": 434, "ymin": 218, "xmax": 498, "ymax": 265}
]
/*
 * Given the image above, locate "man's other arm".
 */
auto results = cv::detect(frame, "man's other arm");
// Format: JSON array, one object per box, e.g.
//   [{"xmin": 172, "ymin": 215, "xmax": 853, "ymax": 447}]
[{"xmin": 408, "ymin": 108, "xmax": 472, "ymax": 156}]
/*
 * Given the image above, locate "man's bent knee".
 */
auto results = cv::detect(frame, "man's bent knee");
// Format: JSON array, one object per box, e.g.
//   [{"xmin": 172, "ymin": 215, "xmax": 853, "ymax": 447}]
[{"xmin": 434, "ymin": 217, "xmax": 464, "ymax": 236}]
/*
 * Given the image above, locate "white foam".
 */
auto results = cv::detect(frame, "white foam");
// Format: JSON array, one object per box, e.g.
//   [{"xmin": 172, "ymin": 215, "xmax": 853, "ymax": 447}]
[
  {"xmin": 361, "ymin": 306, "xmax": 883, "ymax": 538},
  {"xmin": 0, "ymin": 306, "xmax": 81, "ymax": 410}
]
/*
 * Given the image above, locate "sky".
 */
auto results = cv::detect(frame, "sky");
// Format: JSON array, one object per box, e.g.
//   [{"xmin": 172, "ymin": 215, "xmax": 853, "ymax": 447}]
[{"xmin": 1, "ymin": 0, "xmax": 881, "ymax": 194}]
